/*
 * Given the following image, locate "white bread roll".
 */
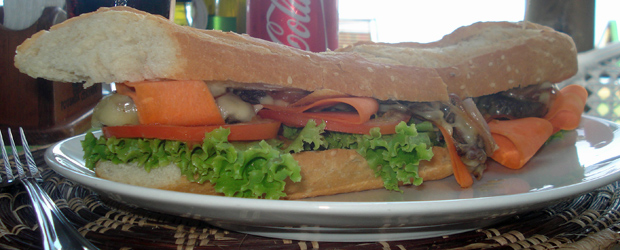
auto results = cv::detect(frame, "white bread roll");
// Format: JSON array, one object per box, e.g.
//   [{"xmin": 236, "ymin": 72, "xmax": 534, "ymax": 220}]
[
  {"xmin": 96, "ymin": 147, "xmax": 452, "ymax": 200},
  {"xmin": 338, "ymin": 22, "xmax": 578, "ymax": 98},
  {"xmin": 14, "ymin": 7, "xmax": 577, "ymax": 101},
  {"xmin": 14, "ymin": 7, "xmax": 448, "ymax": 102}
]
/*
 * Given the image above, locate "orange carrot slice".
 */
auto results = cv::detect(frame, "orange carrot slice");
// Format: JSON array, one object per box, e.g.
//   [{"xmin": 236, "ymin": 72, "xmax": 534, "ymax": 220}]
[
  {"xmin": 489, "ymin": 135, "xmax": 521, "ymax": 169},
  {"xmin": 547, "ymin": 109, "xmax": 582, "ymax": 134},
  {"xmin": 437, "ymin": 125, "xmax": 473, "ymax": 188},
  {"xmin": 488, "ymin": 118, "xmax": 554, "ymax": 169},
  {"xmin": 117, "ymin": 81, "xmax": 225, "ymax": 126},
  {"xmin": 561, "ymin": 84, "xmax": 588, "ymax": 104},
  {"xmin": 262, "ymin": 97, "xmax": 379, "ymax": 124},
  {"xmin": 544, "ymin": 84, "xmax": 588, "ymax": 133}
]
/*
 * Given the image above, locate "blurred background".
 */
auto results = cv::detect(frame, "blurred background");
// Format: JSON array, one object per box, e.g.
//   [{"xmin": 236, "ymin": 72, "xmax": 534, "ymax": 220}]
[
  {"xmin": 2, "ymin": 0, "xmax": 620, "ymax": 144},
  {"xmin": 338, "ymin": 0, "xmax": 617, "ymax": 48}
]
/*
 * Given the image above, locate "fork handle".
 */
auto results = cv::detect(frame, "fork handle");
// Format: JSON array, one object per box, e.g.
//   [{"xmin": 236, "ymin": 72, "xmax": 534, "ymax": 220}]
[{"xmin": 21, "ymin": 178, "xmax": 99, "ymax": 250}]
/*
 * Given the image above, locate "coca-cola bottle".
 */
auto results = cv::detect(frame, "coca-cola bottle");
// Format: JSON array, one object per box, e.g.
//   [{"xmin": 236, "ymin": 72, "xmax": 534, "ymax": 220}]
[{"xmin": 246, "ymin": 0, "xmax": 339, "ymax": 52}]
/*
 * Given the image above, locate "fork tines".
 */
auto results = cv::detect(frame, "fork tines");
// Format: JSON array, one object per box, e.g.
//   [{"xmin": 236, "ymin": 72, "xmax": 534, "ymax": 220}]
[
  {"xmin": 1, "ymin": 128, "xmax": 42, "ymax": 183},
  {"xmin": 18, "ymin": 128, "xmax": 42, "ymax": 181},
  {"xmin": 0, "ymin": 131, "xmax": 15, "ymax": 184},
  {"xmin": 7, "ymin": 128, "xmax": 25, "ymax": 178}
]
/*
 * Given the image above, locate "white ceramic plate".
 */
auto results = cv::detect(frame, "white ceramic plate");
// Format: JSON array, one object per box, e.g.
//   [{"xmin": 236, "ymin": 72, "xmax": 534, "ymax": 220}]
[{"xmin": 45, "ymin": 115, "xmax": 620, "ymax": 242}]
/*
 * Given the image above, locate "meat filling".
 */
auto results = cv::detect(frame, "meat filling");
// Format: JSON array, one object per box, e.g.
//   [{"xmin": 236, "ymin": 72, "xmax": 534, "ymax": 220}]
[{"xmin": 474, "ymin": 82, "xmax": 558, "ymax": 120}]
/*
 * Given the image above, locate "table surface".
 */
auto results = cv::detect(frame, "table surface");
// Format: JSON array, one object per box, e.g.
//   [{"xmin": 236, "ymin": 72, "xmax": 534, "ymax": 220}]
[{"xmin": 1, "ymin": 145, "xmax": 619, "ymax": 250}]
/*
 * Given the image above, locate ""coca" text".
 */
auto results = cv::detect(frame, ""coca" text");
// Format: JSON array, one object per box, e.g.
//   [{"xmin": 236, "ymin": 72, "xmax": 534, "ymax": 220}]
[{"xmin": 266, "ymin": 0, "xmax": 313, "ymax": 51}]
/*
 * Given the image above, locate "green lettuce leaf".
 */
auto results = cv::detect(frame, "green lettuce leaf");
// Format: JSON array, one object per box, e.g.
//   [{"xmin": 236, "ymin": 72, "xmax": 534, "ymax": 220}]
[
  {"xmin": 322, "ymin": 122, "xmax": 434, "ymax": 191},
  {"xmin": 282, "ymin": 120, "xmax": 435, "ymax": 191},
  {"xmin": 356, "ymin": 122, "xmax": 434, "ymax": 191},
  {"xmin": 283, "ymin": 120, "xmax": 327, "ymax": 153},
  {"xmin": 81, "ymin": 128, "xmax": 301, "ymax": 199},
  {"xmin": 545, "ymin": 130, "xmax": 565, "ymax": 144}
]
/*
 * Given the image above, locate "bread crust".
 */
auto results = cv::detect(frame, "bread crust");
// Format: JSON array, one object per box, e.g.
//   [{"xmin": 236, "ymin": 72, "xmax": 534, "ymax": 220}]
[
  {"xmin": 95, "ymin": 147, "xmax": 452, "ymax": 199},
  {"xmin": 338, "ymin": 21, "xmax": 578, "ymax": 98},
  {"xmin": 15, "ymin": 7, "xmax": 448, "ymax": 102}
]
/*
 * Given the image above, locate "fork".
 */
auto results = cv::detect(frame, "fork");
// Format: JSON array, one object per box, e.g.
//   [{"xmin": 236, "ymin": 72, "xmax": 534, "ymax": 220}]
[{"xmin": 1, "ymin": 128, "xmax": 99, "ymax": 250}]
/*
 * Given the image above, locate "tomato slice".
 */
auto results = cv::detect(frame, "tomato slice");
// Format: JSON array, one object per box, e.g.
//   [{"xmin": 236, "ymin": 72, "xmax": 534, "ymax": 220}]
[
  {"xmin": 257, "ymin": 109, "xmax": 410, "ymax": 135},
  {"xmin": 102, "ymin": 119, "xmax": 281, "ymax": 142}
]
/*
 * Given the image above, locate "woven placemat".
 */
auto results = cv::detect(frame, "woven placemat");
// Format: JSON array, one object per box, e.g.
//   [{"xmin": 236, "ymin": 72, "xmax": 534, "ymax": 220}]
[{"xmin": 1, "ymin": 147, "xmax": 620, "ymax": 250}]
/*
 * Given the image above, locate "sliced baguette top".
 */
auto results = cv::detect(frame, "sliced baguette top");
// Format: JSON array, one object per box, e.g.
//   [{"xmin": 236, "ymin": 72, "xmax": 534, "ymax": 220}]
[
  {"xmin": 14, "ymin": 7, "xmax": 447, "ymax": 102},
  {"xmin": 338, "ymin": 21, "xmax": 578, "ymax": 98}
]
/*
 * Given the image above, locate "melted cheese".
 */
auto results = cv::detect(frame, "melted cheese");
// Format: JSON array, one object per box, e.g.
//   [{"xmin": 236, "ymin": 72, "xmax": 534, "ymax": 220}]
[
  {"xmin": 91, "ymin": 93, "xmax": 139, "ymax": 127},
  {"xmin": 453, "ymin": 114, "xmax": 478, "ymax": 145},
  {"xmin": 216, "ymin": 93, "xmax": 257, "ymax": 123}
]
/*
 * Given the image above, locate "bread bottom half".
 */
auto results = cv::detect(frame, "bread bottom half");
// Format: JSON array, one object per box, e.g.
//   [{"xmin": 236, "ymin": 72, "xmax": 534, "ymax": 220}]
[{"xmin": 95, "ymin": 147, "xmax": 452, "ymax": 199}]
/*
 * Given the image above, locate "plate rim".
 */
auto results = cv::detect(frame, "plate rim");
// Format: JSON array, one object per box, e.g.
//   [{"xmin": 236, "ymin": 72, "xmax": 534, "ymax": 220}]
[{"xmin": 44, "ymin": 115, "xmax": 620, "ymax": 217}]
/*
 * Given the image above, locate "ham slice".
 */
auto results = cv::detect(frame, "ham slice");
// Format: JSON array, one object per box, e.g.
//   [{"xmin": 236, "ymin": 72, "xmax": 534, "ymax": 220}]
[{"xmin": 262, "ymin": 96, "xmax": 379, "ymax": 124}]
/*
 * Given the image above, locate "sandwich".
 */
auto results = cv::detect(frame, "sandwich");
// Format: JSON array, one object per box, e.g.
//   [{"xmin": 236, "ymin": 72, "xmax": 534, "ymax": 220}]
[{"xmin": 14, "ymin": 7, "xmax": 585, "ymax": 200}]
